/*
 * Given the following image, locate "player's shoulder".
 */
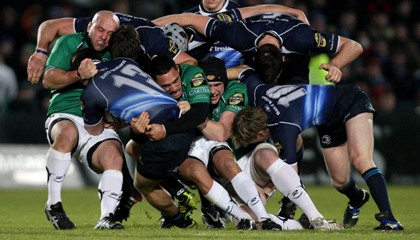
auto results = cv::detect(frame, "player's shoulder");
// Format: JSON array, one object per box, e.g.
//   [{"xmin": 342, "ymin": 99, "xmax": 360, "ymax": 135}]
[
  {"xmin": 56, "ymin": 33, "xmax": 83, "ymax": 43},
  {"xmin": 180, "ymin": 64, "xmax": 209, "ymax": 88}
]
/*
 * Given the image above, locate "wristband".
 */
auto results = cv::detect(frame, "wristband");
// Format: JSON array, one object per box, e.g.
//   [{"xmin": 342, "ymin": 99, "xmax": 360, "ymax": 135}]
[
  {"xmin": 76, "ymin": 69, "xmax": 83, "ymax": 79},
  {"xmin": 35, "ymin": 49, "xmax": 49, "ymax": 56}
]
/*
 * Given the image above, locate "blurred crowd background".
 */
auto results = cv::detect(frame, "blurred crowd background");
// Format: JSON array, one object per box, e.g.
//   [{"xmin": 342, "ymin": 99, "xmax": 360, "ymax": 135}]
[{"xmin": 1, "ymin": 0, "xmax": 420, "ymax": 119}]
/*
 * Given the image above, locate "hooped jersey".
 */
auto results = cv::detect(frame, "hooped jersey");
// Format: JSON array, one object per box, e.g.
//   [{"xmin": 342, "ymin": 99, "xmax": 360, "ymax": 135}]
[
  {"xmin": 74, "ymin": 13, "xmax": 181, "ymax": 66},
  {"xmin": 205, "ymin": 12, "xmax": 340, "ymax": 84},
  {"xmin": 239, "ymin": 68, "xmax": 375, "ymax": 164},
  {"xmin": 45, "ymin": 33, "xmax": 111, "ymax": 118},
  {"xmin": 81, "ymin": 58, "xmax": 180, "ymax": 127}
]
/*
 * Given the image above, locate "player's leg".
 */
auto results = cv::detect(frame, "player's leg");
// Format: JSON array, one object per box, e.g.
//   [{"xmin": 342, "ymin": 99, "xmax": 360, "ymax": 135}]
[
  {"xmin": 179, "ymin": 158, "xmax": 252, "ymax": 223},
  {"xmin": 213, "ymin": 149, "xmax": 281, "ymax": 230},
  {"xmin": 250, "ymin": 144, "xmax": 342, "ymax": 230},
  {"xmin": 44, "ymin": 117, "xmax": 78, "ymax": 230},
  {"xmin": 345, "ymin": 112, "xmax": 402, "ymax": 230},
  {"xmin": 113, "ymin": 153, "xmax": 142, "ymax": 222},
  {"xmin": 278, "ymin": 135, "xmax": 304, "ymax": 219},
  {"xmin": 90, "ymin": 138, "xmax": 124, "ymax": 229}
]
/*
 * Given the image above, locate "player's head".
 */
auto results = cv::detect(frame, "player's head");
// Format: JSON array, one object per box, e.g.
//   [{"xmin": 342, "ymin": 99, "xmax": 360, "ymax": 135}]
[
  {"xmin": 255, "ymin": 32, "xmax": 283, "ymax": 84},
  {"xmin": 109, "ymin": 25, "xmax": 141, "ymax": 60},
  {"xmin": 87, "ymin": 10, "xmax": 120, "ymax": 52},
  {"xmin": 201, "ymin": 0, "xmax": 226, "ymax": 12},
  {"xmin": 161, "ymin": 23, "xmax": 189, "ymax": 52},
  {"xmin": 232, "ymin": 106, "xmax": 270, "ymax": 148},
  {"xmin": 198, "ymin": 56, "xmax": 228, "ymax": 105},
  {"xmin": 254, "ymin": 44, "xmax": 283, "ymax": 84},
  {"xmin": 149, "ymin": 55, "xmax": 182, "ymax": 99}
]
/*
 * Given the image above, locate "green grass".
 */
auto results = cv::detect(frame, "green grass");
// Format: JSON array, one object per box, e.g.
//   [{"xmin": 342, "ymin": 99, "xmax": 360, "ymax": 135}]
[{"xmin": 1, "ymin": 185, "xmax": 419, "ymax": 239}]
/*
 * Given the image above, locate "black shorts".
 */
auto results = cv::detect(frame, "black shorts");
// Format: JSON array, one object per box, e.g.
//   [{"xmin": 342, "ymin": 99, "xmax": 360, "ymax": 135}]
[
  {"xmin": 318, "ymin": 84, "xmax": 377, "ymax": 148},
  {"xmin": 136, "ymin": 129, "xmax": 194, "ymax": 180}
]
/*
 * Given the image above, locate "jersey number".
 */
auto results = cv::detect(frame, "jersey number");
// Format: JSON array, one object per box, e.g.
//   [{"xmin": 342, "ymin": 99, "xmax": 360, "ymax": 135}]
[
  {"xmin": 113, "ymin": 63, "xmax": 164, "ymax": 96},
  {"xmin": 266, "ymin": 85, "xmax": 307, "ymax": 107}
]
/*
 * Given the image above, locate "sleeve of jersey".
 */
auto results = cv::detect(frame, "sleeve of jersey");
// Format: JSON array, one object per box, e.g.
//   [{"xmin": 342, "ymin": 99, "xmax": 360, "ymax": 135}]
[
  {"xmin": 304, "ymin": 28, "xmax": 339, "ymax": 54},
  {"xmin": 45, "ymin": 35, "xmax": 78, "ymax": 71},
  {"xmin": 137, "ymin": 27, "xmax": 179, "ymax": 59},
  {"xmin": 205, "ymin": 19, "xmax": 250, "ymax": 51},
  {"xmin": 74, "ymin": 17, "xmax": 91, "ymax": 33},
  {"xmin": 80, "ymin": 85, "xmax": 105, "ymax": 126}
]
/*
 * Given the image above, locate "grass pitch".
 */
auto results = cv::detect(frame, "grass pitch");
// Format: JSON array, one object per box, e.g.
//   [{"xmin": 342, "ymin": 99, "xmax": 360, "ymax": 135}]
[{"xmin": 1, "ymin": 185, "xmax": 418, "ymax": 240}]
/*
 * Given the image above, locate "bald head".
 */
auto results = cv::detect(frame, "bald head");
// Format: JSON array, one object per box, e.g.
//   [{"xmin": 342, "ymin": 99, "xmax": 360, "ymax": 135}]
[
  {"xmin": 88, "ymin": 11, "xmax": 120, "ymax": 51},
  {"xmin": 92, "ymin": 10, "xmax": 120, "ymax": 26}
]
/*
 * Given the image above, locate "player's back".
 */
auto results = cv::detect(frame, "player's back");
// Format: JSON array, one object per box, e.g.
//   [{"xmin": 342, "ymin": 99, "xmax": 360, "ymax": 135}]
[{"xmin": 83, "ymin": 58, "xmax": 180, "ymax": 125}]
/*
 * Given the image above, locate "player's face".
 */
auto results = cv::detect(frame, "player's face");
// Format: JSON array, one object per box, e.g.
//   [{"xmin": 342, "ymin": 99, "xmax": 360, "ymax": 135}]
[
  {"xmin": 202, "ymin": 0, "xmax": 225, "ymax": 12},
  {"xmin": 155, "ymin": 67, "xmax": 183, "ymax": 99},
  {"xmin": 87, "ymin": 17, "xmax": 119, "ymax": 52},
  {"xmin": 208, "ymin": 80, "xmax": 224, "ymax": 105}
]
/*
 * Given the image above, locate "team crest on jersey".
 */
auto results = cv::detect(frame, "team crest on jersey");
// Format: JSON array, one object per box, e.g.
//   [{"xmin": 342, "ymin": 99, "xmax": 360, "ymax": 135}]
[
  {"xmin": 215, "ymin": 12, "xmax": 233, "ymax": 22},
  {"xmin": 191, "ymin": 73, "xmax": 205, "ymax": 87},
  {"xmin": 168, "ymin": 39, "xmax": 180, "ymax": 54},
  {"xmin": 228, "ymin": 93, "xmax": 245, "ymax": 106},
  {"xmin": 314, "ymin": 33, "xmax": 326, "ymax": 48}
]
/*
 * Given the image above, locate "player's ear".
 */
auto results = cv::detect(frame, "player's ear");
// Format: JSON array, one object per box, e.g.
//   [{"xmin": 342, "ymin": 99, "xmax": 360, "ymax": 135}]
[{"xmin": 257, "ymin": 128, "xmax": 269, "ymax": 140}]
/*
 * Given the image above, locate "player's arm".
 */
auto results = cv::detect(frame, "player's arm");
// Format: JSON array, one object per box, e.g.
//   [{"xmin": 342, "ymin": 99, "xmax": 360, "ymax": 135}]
[
  {"xmin": 27, "ymin": 18, "xmax": 75, "ymax": 84},
  {"xmin": 43, "ymin": 58, "xmax": 98, "ymax": 89},
  {"xmin": 174, "ymin": 51, "xmax": 197, "ymax": 65},
  {"xmin": 319, "ymin": 36, "xmax": 363, "ymax": 83},
  {"xmin": 227, "ymin": 65, "xmax": 251, "ymax": 80},
  {"xmin": 198, "ymin": 110, "xmax": 236, "ymax": 142},
  {"xmin": 145, "ymin": 102, "xmax": 209, "ymax": 141},
  {"xmin": 238, "ymin": 4, "xmax": 309, "ymax": 24}
]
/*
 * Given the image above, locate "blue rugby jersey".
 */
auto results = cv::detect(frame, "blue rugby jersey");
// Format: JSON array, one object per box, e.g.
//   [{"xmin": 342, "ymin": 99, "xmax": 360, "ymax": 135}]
[
  {"xmin": 238, "ymin": 68, "xmax": 373, "ymax": 165},
  {"xmin": 81, "ymin": 58, "xmax": 180, "ymax": 127},
  {"xmin": 205, "ymin": 12, "xmax": 339, "ymax": 84},
  {"xmin": 183, "ymin": 1, "xmax": 243, "ymax": 67}
]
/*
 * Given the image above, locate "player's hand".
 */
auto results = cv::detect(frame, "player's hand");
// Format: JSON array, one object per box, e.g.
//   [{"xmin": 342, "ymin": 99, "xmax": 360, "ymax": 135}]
[
  {"xmin": 144, "ymin": 124, "xmax": 166, "ymax": 141},
  {"xmin": 319, "ymin": 63, "xmax": 342, "ymax": 83},
  {"xmin": 177, "ymin": 101, "xmax": 191, "ymax": 114},
  {"xmin": 27, "ymin": 52, "xmax": 48, "ymax": 84},
  {"xmin": 78, "ymin": 58, "xmax": 98, "ymax": 79},
  {"xmin": 130, "ymin": 112, "xmax": 150, "ymax": 134}
]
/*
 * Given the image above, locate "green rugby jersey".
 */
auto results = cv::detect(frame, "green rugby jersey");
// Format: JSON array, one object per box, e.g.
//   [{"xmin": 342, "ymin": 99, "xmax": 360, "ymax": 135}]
[
  {"xmin": 179, "ymin": 64, "xmax": 210, "ymax": 104},
  {"xmin": 211, "ymin": 80, "xmax": 247, "ymax": 122},
  {"xmin": 45, "ymin": 33, "xmax": 111, "ymax": 118}
]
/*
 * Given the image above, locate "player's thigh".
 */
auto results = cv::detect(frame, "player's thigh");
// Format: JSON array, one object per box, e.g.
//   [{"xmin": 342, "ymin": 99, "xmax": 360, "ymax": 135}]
[
  {"xmin": 345, "ymin": 112, "xmax": 375, "ymax": 173},
  {"xmin": 322, "ymin": 144, "xmax": 351, "ymax": 187}
]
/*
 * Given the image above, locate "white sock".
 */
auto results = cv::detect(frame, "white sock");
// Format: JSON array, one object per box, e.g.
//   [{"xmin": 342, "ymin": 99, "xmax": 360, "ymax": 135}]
[
  {"xmin": 267, "ymin": 160, "xmax": 323, "ymax": 219},
  {"xmin": 231, "ymin": 172, "xmax": 270, "ymax": 221},
  {"xmin": 98, "ymin": 170, "xmax": 123, "ymax": 219},
  {"xmin": 46, "ymin": 148, "xmax": 71, "ymax": 207},
  {"xmin": 204, "ymin": 180, "xmax": 251, "ymax": 220}
]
